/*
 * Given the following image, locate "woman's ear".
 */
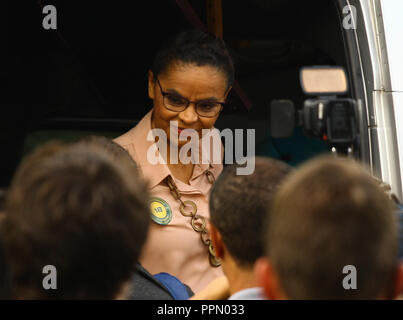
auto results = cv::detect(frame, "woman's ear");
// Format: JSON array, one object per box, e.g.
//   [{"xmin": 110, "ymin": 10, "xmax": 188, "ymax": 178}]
[{"xmin": 148, "ymin": 70, "xmax": 155, "ymax": 100}]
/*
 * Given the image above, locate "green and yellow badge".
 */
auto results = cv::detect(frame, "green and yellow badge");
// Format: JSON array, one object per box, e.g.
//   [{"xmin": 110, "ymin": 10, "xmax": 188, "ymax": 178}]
[{"xmin": 149, "ymin": 197, "xmax": 172, "ymax": 225}]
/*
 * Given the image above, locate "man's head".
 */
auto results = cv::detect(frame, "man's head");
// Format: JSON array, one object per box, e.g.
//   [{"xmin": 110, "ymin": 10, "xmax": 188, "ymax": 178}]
[
  {"xmin": 209, "ymin": 157, "xmax": 292, "ymax": 271},
  {"xmin": 2, "ymin": 140, "xmax": 150, "ymax": 299},
  {"xmin": 256, "ymin": 155, "xmax": 403, "ymax": 299}
]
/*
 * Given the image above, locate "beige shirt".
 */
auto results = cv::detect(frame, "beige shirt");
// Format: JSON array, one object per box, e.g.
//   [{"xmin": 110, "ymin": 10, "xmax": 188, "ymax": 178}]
[{"xmin": 114, "ymin": 110, "xmax": 223, "ymax": 293}]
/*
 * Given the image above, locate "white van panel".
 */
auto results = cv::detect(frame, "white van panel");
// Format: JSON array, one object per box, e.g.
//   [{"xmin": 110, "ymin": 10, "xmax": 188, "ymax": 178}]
[
  {"xmin": 372, "ymin": 91, "xmax": 402, "ymax": 197},
  {"xmin": 380, "ymin": 0, "xmax": 403, "ymax": 92},
  {"xmin": 390, "ymin": 92, "xmax": 403, "ymax": 189}
]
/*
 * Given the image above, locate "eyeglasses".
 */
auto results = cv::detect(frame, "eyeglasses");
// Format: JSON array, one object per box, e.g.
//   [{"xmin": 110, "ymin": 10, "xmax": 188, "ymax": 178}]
[{"xmin": 155, "ymin": 77, "xmax": 226, "ymax": 118}]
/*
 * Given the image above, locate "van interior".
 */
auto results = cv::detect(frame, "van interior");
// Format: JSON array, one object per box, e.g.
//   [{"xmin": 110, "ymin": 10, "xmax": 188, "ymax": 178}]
[{"xmin": 4, "ymin": 0, "xmax": 349, "ymax": 187}]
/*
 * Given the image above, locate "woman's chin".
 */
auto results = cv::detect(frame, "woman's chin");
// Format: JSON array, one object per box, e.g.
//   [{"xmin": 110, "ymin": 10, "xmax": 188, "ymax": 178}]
[{"xmin": 169, "ymin": 139, "xmax": 193, "ymax": 148}]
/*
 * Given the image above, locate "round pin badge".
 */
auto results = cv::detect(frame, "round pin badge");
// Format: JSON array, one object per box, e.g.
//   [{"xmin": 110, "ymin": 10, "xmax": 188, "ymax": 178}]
[{"xmin": 149, "ymin": 197, "xmax": 173, "ymax": 225}]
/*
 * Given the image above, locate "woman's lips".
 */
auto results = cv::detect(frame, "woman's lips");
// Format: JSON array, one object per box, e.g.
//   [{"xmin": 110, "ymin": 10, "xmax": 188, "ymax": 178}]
[
  {"xmin": 170, "ymin": 124, "xmax": 201, "ymax": 137},
  {"xmin": 176, "ymin": 127, "xmax": 198, "ymax": 135}
]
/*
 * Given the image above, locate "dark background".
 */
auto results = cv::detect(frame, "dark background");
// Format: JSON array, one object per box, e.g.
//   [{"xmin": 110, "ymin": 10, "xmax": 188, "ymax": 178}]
[{"xmin": 4, "ymin": 0, "xmax": 347, "ymax": 187}]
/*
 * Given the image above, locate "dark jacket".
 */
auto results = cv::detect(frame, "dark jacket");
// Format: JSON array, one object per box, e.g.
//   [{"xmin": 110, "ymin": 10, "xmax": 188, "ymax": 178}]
[{"xmin": 129, "ymin": 263, "xmax": 193, "ymax": 300}]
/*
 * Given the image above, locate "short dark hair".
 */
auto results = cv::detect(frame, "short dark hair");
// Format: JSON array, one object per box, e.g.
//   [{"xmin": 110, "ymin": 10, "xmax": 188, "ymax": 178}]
[
  {"xmin": 209, "ymin": 157, "xmax": 292, "ymax": 267},
  {"xmin": 151, "ymin": 29, "xmax": 234, "ymax": 89},
  {"xmin": 2, "ymin": 141, "xmax": 150, "ymax": 299},
  {"xmin": 77, "ymin": 136, "xmax": 142, "ymax": 180},
  {"xmin": 266, "ymin": 156, "xmax": 398, "ymax": 299}
]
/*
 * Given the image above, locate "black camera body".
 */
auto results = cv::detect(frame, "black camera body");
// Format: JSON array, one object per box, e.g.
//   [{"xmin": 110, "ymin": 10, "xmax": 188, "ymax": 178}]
[
  {"xmin": 300, "ymin": 98, "xmax": 357, "ymax": 146},
  {"xmin": 270, "ymin": 66, "xmax": 359, "ymax": 155}
]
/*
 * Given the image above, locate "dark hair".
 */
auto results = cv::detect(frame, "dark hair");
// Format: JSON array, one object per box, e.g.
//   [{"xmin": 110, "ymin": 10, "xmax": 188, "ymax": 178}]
[
  {"xmin": 266, "ymin": 156, "xmax": 398, "ymax": 299},
  {"xmin": 2, "ymin": 142, "xmax": 150, "ymax": 299},
  {"xmin": 151, "ymin": 29, "xmax": 234, "ymax": 89},
  {"xmin": 78, "ymin": 136, "xmax": 133, "ymax": 161},
  {"xmin": 209, "ymin": 157, "xmax": 292, "ymax": 267},
  {"xmin": 77, "ymin": 136, "xmax": 143, "ymax": 181}
]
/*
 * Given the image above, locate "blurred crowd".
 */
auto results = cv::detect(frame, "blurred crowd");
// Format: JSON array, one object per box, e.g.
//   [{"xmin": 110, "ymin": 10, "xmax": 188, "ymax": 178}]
[{"xmin": 0, "ymin": 136, "xmax": 401, "ymax": 300}]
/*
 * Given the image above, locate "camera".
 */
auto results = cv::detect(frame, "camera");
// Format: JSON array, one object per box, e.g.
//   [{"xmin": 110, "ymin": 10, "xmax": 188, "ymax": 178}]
[
  {"xmin": 300, "ymin": 98, "xmax": 357, "ymax": 145},
  {"xmin": 270, "ymin": 66, "xmax": 359, "ymax": 154}
]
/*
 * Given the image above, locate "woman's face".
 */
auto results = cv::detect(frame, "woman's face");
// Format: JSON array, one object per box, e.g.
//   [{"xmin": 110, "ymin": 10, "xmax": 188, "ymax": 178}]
[{"xmin": 148, "ymin": 62, "xmax": 229, "ymax": 147}]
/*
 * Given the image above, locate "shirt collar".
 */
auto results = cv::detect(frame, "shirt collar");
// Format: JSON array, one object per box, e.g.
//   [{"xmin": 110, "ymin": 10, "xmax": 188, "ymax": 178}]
[
  {"xmin": 130, "ymin": 110, "xmax": 170, "ymax": 188},
  {"xmin": 228, "ymin": 287, "xmax": 265, "ymax": 300}
]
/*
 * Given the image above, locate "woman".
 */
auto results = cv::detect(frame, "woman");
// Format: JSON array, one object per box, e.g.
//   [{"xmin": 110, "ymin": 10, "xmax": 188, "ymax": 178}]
[{"xmin": 115, "ymin": 29, "xmax": 234, "ymax": 293}]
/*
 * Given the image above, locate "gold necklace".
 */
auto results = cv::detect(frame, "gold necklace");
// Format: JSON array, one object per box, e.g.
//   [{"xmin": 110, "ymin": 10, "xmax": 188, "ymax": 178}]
[{"xmin": 165, "ymin": 171, "xmax": 221, "ymax": 267}]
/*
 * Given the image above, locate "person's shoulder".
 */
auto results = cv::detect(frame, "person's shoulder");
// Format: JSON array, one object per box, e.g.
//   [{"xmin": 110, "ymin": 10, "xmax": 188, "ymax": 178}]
[
  {"xmin": 129, "ymin": 264, "xmax": 174, "ymax": 300},
  {"xmin": 228, "ymin": 287, "xmax": 265, "ymax": 300},
  {"xmin": 114, "ymin": 111, "xmax": 152, "ymax": 148},
  {"xmin": 114, "ymin": 126, "xmax": 136, "ymax": 148},
  {"xmin": 129, "ymin": 264, "xmax": 194, "ymax": 300}
]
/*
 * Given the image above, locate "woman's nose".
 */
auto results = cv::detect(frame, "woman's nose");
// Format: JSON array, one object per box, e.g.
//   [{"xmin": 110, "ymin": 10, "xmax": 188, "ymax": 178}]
[{"xmin": 178, "ymin": 103, "xmax": 199, "ymax": 124}]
